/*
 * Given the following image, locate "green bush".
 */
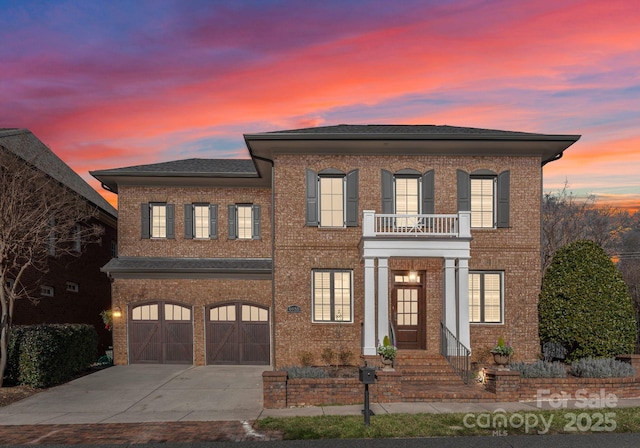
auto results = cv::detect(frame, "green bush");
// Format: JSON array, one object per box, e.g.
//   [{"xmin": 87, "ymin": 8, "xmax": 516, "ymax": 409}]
[
  {"xmin": 9, "ymin": 324, "xmax": 98, "ymax": 388},
  {"xmin": 509, "ymin": 360, "xmax": 567, "ymax": 378},
  {"xmin": 570, "ymin": 357, "xmax": 635, "ymax": 378},
  {"xmin": 539, "ymin": 240, "xmax": 637, "ymax": 361}
]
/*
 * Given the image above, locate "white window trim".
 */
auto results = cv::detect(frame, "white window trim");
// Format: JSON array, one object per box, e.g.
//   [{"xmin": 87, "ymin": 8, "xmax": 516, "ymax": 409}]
[
  {"xmin": 469, "ymin": 271, "xmax": 504, "ymax": 324},
  {"xmin": 311, "ymin": 269, "xmax": 354, "ymax": 323},
  {"xmin": 41, "ymin": 285, "xmax": 54, "ymax": 297},
  {"xmin": 66, "ymin": 281, "xmax": 79, "ymax": 293}
]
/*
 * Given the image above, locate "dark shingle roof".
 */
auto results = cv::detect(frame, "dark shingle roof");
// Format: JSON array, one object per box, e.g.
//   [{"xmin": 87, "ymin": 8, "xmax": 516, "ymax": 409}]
[
  {"xmin": 91, "ymin": 158, "xmax": 257, "ymax": 177},
  {"xmin": 262, "ymin": 124, "xmax": 542, "ymax": 137},
  {"xmin": 0, "ymin": 128, "xmax": 117, "ymax": 219},
  {"xmin": 101, "ymin": 257, "xmax": 272, "ymax": 279}
]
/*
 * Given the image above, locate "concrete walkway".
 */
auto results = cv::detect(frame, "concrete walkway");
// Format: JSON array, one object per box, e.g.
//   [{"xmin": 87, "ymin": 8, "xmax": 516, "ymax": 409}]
[{"xmin": 2, "ymin": 364, "xmax": 640, "ymax": 425}]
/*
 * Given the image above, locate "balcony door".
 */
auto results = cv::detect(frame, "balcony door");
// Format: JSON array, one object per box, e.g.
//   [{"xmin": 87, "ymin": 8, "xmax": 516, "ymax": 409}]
[{"xmin": 391, "ymin": 272, "xmax": 425, "ymax": 350}]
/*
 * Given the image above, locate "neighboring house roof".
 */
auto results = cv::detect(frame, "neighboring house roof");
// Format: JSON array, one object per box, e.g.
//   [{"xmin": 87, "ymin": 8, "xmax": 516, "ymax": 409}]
[
  {"xmin": 91, "ymin": 158, "xmax": 265, "ymax": 193},
  {"xmin": 101, "ymin": 257, "xmax": 272, "ymax": 280},
  {"xmin": 0, "ymin": 128, "xmax": 117, "ymax": 220}
]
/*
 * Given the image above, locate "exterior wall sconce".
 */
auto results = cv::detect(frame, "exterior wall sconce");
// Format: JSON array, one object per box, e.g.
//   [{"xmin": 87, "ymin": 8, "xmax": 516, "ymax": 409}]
[
  {"xmin": 112, "ymin": 306, "xmax": 122, "ymax": 318},
  {"xmin": 408, "ymin": 270, "xmax": 418, "ymax": 283}
]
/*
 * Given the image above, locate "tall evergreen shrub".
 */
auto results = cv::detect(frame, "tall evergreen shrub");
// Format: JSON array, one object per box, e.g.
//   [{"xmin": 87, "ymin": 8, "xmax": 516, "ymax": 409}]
[{"xmin": 539, "ymin": 240, "xmax": 636, "ymax": 361}]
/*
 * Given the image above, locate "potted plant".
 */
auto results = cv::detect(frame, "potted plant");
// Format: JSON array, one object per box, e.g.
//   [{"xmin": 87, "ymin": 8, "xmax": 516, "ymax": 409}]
[
  {"xmin": 490, "ymin": 336, "xmax": 513, "ymax": 366},
  {"xmin": 377, "ymin": 335, "xmax": 397, "ymax": 371}
]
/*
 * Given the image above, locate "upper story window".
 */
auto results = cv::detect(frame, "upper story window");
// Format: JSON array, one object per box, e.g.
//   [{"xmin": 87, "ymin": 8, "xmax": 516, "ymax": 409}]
[
  {"xmin": 141, "ymin": 203, "xmax": 175, "ymax": 239},
  {"xmin": 228, "ymin": 204, "xmax": 260, "ymax": 240},
  {"xmin": 312, "ymin": 269, "xmax": 353, "ymax": 323},
  {"xmin": 381, "ymin": 169, "xmax": 434, "ymax": 220},
  {"xmin": 457, "ymin": 170, "xmax": 510, "ymax": 229},
  {"xmin": 184, "ymin": 204, "xmax": 218, "ymax": 240},
  {"xmin": 469, "ymin": 271, "xmax": 503, "ymax": 324},
  {"xmin": 306, "ymin": 169, "xmax": 359, "ymax": 228}
]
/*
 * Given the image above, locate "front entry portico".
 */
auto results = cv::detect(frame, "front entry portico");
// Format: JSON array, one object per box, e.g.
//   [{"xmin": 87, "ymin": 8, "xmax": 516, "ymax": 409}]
[{"xmin": 360, "ymin": 210, "xmax": 472, "ymax": 356}]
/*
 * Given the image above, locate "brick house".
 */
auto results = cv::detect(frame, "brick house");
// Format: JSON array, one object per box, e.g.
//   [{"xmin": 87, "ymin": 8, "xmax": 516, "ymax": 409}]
[
  {"xmin": 1, "ymin": 129, "xmax": 118, "ymax": 354},
  {"xmin": 91, "ymin": 124, "xmax": 580, "ymax": 369}
]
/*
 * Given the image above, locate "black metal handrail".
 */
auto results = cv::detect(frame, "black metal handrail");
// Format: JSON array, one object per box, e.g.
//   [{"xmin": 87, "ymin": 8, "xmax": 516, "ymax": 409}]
[{"xmin": 440, "ymin": 322, "xmax": 471, "ymax": 384}]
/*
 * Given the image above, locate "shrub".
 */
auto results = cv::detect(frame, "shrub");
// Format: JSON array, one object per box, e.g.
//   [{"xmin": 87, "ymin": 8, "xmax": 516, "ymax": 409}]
[
  {"xmin": 10, "ymin": 324, "xmax": 98, "ymax": 387},
  {"xmin": 298, "ymin": 351, "xmax": 315, "ymax": 367},
  {"xmin": 282, "ymin": 366, "xmax": 329, "ymax": 379},
  {"xmin": 320, "ymin": 347, "xmax": 335, "ymax": 366},
  {"xmin": 338, "ymin": 350, "xmax": 353, "ymax": 366},
  {"xmin": 539, "ymin": 240, "xmax": 637, "ymax": 361},
  {"xmin": 509, "ymin": 360, "xmax": 567, "ymax": 378},
  {"xmin": 570, "ymin": 357, "xmax": 636, "ymax": 378}
]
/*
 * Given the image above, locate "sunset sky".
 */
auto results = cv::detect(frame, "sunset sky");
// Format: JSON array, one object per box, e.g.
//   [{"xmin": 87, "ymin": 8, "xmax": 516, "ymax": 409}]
[{"xmin": 1, "ymin": 0, "xmax": 639, "ymax": 211}]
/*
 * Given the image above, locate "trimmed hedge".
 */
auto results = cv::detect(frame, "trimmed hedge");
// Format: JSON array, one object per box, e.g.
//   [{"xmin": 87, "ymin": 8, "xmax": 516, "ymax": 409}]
[
  {"xmin": 7, "ymin": 324, "xmax": 98, "ymax": 388},
  {"xmin": 539, "ymin": 240, "xmax": 637, "ymax": 361}
]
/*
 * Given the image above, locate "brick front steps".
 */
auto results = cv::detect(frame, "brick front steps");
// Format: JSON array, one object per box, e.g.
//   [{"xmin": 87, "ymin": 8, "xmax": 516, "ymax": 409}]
[{"xmin": 263, "ymin": 354, "xmax": 640, "ymax": 409}]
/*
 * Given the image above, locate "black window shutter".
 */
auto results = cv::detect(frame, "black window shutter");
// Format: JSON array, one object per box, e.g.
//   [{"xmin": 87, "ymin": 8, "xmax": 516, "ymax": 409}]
[
  {"xmin": 252, "ymin": 204, "xmax": 261, "ymax": 239},
  {"xmin": 345, "ymin": 170, "xmax": 359, "ymax": 227},
  {"xmin": 497, "ymin": 170, "xmax": 510, "ymax": 228},
  {"xmin": 141, "ymin": 203, "xmax": 150, "ymax": 239},
  {"xmin": 305, "ymin": 169, "xmax": 318, "ymax": 226},
  {"xmin": 422, "ymin": 170, "xmax": 435, "ymax": 214},
  {"xmin": 228, "ymin": 204, "xmax": 237, "ymax": 240},
  {"xmin": 209, "ymin": 204, "xmax": 218, "ymax": 239},
  {"xmin": 381, "ymin": 169, "xmax": 394, "ymax": 214},
  {"xmin": 184, "ymin": 204, "xmax": 193, "ymax": 239},
  {"xmin": 166, "ymin": 204, "xmax": 175, "ymax": 239},
  {"xmin": 457, "ymin": 170, "xmax": 471, "ymax": 212}
]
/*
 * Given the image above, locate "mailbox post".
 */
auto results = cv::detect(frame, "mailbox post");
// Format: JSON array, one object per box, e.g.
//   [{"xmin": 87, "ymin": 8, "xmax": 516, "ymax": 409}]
[{"xmin": 358, "ymin": 364, "xmax": 376, "ymax": 426}]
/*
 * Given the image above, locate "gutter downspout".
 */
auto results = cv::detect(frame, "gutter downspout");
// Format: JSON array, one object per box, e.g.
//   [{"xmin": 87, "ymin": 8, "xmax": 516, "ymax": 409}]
[{"xmin": 252, "ymin": 154, "xmax": 276, "ymax": 370}]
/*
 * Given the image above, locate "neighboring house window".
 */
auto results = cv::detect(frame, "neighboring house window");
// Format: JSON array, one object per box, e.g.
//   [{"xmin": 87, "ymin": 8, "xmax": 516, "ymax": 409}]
[
  {"xmin": 469, "ymin": 271, "xmax": 503, "ymax": 323},
  {"xmin": 381, "ymin": 169, "xmax": 435, "ymax": 219},
  {"xmin": 457, "ymin": 169, "xmax": 510, "ymax": 228},
  {"xmin": 41, "ymin": 285, "xmax": 54, "ymax": 297},
  {"xmin": 228, "ymin": 204, "xmax": 260, "ymax": 240},
  {"xmin": 306, "ymin": 169, "xmax": 359, "ymax": 227},
  {"xmin": 184, "ymin": 204, "xmax": 218, "ymax": 240},
  {"xmin": 48, "ymin": 218, "xmax": 56, "ymax": 255},
  {"xmin": 6, "ymin": 278, "xmax": 15, "ymax": 290},
  {"xmin": 73, "ymin": 224, "xmax": 82, "ymax": 252},
  {"xmin": 66, "ymin": 281, "xmax": 79, "ymax": 293},
  {"xmin": 141, "ymin": 203, "xmax": 175, "ymax": 239},
  {"xmin": 312, "ymin": 269, "xmax": 353, "ymax": 323}
]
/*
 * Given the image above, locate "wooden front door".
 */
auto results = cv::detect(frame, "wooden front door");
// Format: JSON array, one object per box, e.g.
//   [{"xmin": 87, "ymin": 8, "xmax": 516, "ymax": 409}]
[{"xmin": 391, "ymin": 272, "xmax": 425, "ymax": 350}]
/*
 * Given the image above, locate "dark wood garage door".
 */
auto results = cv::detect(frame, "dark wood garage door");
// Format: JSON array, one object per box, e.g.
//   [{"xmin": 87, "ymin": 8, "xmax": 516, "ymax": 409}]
[
  {"xmin": 129, "ymin": 302, "xmax": 193, "ymax": 364},
  {"xmin": 206, "ymin": 303, "xmax": 270, "ymax": 365}
]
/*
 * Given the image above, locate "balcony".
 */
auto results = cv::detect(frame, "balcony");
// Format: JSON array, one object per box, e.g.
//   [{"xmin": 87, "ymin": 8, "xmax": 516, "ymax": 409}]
[{"xmin": 362, "ymin": 210, "xmax": 471, "ymax": 239}]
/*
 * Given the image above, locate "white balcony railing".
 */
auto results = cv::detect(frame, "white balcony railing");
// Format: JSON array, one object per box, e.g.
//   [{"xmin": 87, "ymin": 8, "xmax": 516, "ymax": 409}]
[{"xmin": 362, "ymin": 210, "xmax": 471, "ymax": 238}]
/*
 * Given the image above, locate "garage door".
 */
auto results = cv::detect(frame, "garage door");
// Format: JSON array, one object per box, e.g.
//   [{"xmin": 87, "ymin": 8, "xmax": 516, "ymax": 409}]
[
  {"xmin": 206, "ymin": 302, "xmax": 270, "ymax": 365},
  {"xmin": 129, "ymin": 302, "xmax": 193, "ymax": 364}
]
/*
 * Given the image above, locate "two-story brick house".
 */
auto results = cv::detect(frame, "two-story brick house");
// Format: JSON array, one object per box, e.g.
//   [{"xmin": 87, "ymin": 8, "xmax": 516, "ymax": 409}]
[{"xmin": 92, "ymin": 124, "xmax": 580, "ymax": 370}]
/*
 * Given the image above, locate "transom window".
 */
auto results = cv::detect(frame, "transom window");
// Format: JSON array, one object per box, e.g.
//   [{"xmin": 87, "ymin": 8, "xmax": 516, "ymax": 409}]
[
  {"xmin": 132, "ymin": 304, "xmax": 159, "ymax": 321},
  {"xmin": 150, "ymin": 204, "xmax": 167, "ymax": 238},
  {"xmin": 164, "ymin": 304, "xmax": 191, "ymax": 321},
  {"xmin": 312, "ymin": 270, "xmax": 353, "ymax": 323},
  {"xmin": 194, "ymin": 205, "xmax": 209, "ymax": 239},
  {"xmin": 319, "ymin": 176, "xmax": 345, "ymax": 227},
  {"xmin": 469, "ymin": 272, "xmax": 503, "ymax": 323},
  {"xmin": 209, "ymin": 305, "xmax": 236, "ymax": 321},
  {"xmin": 471, "ymin": 177, "xmax": 495, "ymax": 228},
  {"xmin": 242, "ymin": 305, "xmax": 268, "ymax": 322}
]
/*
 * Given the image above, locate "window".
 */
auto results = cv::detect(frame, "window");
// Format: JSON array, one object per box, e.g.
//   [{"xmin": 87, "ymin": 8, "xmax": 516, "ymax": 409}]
[
  {"xmin": 111, "ymin": 240, "xmax": 118, "ymax": 258},
  {"xmin": 228, "ymin": 204, "xmax": 260, "ymax": 240},
  {"xmin": 185, "ymin": 204, "xmax": 218, "ymax": 239},
  {"xmin": 73, "ymin": 224, "xmax": 82, "ymax": 252},
  {"xmin": 306, "ymin": 169, "xmax": 358, "ymax": 227},
  {"xmin": 132, "ymin": 304, "xmax": 159, "ymax": 320},
  {"xmin": 40, "ymin": 285, "xmax": 54, "ymax": 297},
  {"xmin": 381, "ymin": 169, "xmax": 434, "ymax": 217},
  {"xmin": 242, "ymin": 305, "xmax": 268, "ymax": 322},
  {"xmin": 457, "ymin": 170, "xmax": 510, "ymax": 228},
  {"xmin": 469, "ymin": 272, "xmax": 503, "ymax": 323},
  {"xmin": 66, "ymin": 282, "xmax": 79, "ymax": 293},
  {"xmin": 6, "ymin": 278, "xmax": 15, "ymax": 290},
  {"xmin": 312, "ymin": 270, "xmax": 353, "ymax": 322},
  {"xmin": 141, "ymin": 203, "xmax": 175, "ymax": 239},
  {"xmin": 164, "ymin": 304, "xmax": 191, "ymax": 321},
  {"xmin": 209, "ymin": 305, "xmax": 236, "ymax": 321}
]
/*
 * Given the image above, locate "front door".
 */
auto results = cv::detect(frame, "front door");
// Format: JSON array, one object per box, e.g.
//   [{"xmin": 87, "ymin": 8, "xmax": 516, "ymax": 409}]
[{"xmin": 392, "ymin": 272, "xmax": 425, "ymax": 350}]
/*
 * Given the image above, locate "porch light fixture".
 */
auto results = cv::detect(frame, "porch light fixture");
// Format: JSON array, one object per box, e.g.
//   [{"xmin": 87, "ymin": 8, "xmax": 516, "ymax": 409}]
[
  {"xmin": 112, "ymin": 306, "xmax": 122, "ymax": 318},
  {"xmin": 408, "ymin": 271, "xmax": 418, "ymax": 283}
]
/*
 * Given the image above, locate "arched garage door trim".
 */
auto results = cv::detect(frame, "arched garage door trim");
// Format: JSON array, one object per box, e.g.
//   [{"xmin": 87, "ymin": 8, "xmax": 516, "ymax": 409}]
[
  {"xmin": 129, "ymin": 301, "xmax": 194, "ymax": 364},
  {"xmin": 206, "ymin": 302, "xmax": 270, "ymax": 365}
]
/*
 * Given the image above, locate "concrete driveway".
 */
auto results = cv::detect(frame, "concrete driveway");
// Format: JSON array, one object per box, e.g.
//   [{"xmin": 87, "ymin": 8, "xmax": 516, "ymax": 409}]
[{"xmin": 0, "ymin": 364, "xmax": 267, "ymax": 425}]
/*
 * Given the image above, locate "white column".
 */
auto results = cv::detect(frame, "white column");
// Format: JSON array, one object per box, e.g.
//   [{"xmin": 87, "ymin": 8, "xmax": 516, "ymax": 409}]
[
  {"xmin": 363, "ymin": 257, "xmax": 377, "ymax": 355},
  {"xmin": 457, "ymin": 258, "xmax": 471, "ymax": 350},
  {"xmin": 377, "ymin": 258, "xmax": 389, "ymax": 346},
  {"xmin": 443, "ymin": 258, "xmax": 457, "ymax": 335}
]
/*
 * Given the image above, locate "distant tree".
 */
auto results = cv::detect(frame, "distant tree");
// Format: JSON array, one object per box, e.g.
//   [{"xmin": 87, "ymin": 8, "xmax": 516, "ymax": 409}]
[
  {"xmin": 618, "ymin": 217, "xmax": 640, "ymax": 350},
  {"xmin": 539, "ymin": 240, "xmax": 636, "ymax": 361},
  {"xmin": 542, "ymin": 183, "xmax": 630, "ymax": 272},
  {"xmin": 0, "ymin": 149, "xmax": 103, "ymax": 387}
]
